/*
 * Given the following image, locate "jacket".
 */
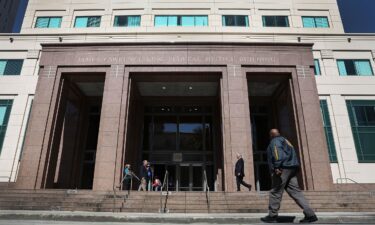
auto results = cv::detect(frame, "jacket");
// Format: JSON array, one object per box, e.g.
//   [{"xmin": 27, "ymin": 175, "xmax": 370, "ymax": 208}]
[
  {"xmin": 267, "ymin": 136, "xmax": 300, "ymax": 173},
  {"xmin": 235, "ymin": 158, "xmax": 245, "ymax": 177}
]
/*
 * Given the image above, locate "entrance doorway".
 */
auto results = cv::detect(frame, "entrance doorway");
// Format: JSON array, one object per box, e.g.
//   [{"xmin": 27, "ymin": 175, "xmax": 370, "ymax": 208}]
[
  {"xmin": 141, "ymin": 105, "xmax": 216, "ymax": 191},
  {"xmin": 123, "ymin": 73, "xmax": 222, "ymax": 191},
  {"xmin": 248, "ymin": 74, "xmax": 298, "ymax": 191},
  {"xmin": 45, "ymin": 73, "xmax": 104, "ymax": 189}
]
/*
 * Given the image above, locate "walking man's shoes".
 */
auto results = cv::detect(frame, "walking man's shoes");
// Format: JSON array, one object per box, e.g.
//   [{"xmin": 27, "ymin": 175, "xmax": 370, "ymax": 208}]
[
  {"xmin": 260, "ymin": 215, "xmax": 278, "ymax": 223},
  {"xmin": 299, "ymin": 215, "xmax": 318, "ymax": 223}
]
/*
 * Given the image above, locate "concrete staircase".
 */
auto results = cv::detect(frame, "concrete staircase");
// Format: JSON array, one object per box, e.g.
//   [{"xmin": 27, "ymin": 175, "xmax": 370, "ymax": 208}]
[{"xmin": 0, "ymin": 189, "xmax": 374, "ymax": 213}]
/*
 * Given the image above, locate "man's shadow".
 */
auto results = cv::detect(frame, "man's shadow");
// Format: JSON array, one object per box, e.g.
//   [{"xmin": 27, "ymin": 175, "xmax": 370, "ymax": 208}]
[{"xmin": 276, "ymin": 216, "xmax": 296, "ymax": 223}]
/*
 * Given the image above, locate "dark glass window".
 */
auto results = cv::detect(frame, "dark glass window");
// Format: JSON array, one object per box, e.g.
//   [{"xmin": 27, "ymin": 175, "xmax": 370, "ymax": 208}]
[
  {"xmin": 179, "ymin": 116, "xmax": 203, "ymax": 151},
  {"xmin": 153, "ymin": 116, "xmax": 177, "ymax": 150},
  {"xmin": 74, "ymin": 16, "xmax": 101, "ymax": 28},
  {"xmin": 222, "ymin": 15, "xmax": 249, "ymax": 27},
  {"xmin": 262, "ymin": 16, "xmax": 289, "ymax": 27},
  {"xmin": 347, "ymin": 100, "xmax": 375, "ymax": 162},
  {"xmin": 0, "ymin": 100, "xmax": 13, "ymax": 154},
  {"xmin": 314, "ymin": 59, "xmax": 321, "ymax": 75},
  {"xmin": 320, "ymin": 100, "xmax": 338, "ymax": 162},
  {"xmin": 337, "ymin": 59, "xmax": 373, "ymax": 76},
  {"xmin": 35, "ymin": 17, "xmax": 62, "ymax": 28},
  {"xmin": 0, "ymin": 59, "xmax": 23, "ymax": 75},
  {"xmin": 114, "ymin": 15, "xmax": 141, "ymax": 27}
]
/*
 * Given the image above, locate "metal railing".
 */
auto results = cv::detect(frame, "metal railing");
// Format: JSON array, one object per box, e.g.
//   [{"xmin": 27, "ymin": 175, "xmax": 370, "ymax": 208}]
[
  {"xmin": 113, "ymin": 171, "xmax": 140, "ymax": 212},
  {"xmin": 203, "ymin": 170, "xmax": 210, "ymax": 213},
  {"xmin": 159, "ymin": 170, "xmax": 169, "ymax": 213},
  {"xmin": 336, "ymin": 177, "xmax": 374, "ymax": 193}
]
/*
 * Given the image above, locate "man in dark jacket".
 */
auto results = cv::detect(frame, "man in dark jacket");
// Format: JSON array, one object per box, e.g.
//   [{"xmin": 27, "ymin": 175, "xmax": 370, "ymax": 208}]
[
  {"xmin": 138, "ymin": 160, "xmax": 148, "ymax": 191},
  {"xmin": 234, "ymin": 153, "xmax": 252, "ymax": 191},
  {"xmin": 261, "ymin": 129, "xmax": 318, "ymax": 223}
]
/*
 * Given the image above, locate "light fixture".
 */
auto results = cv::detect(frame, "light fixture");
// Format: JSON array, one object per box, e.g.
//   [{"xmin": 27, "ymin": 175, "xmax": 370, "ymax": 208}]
[
  {"xmin": 188, "ymin": 86, "xmax": 193, "ymax": 90},
  {"xmin": 162, "ymin": 86, "xmax": 166, "ymax": 90}
]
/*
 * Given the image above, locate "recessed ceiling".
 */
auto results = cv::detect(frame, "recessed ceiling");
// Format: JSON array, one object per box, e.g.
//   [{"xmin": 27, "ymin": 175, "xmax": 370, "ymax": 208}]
[
  {"xmin": 76, "ymin": 82, "xmax": 104, "ymax": 97},
  {"xmin": 137, "ymin": 82, "xmax": 218, "ymax": 97},
  {"xmin": 248, "ymin": 81, "xmax": 281, "ymax": 97}
]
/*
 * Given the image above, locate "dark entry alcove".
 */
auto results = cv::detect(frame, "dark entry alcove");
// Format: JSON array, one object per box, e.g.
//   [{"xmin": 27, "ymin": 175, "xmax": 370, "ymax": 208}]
[
  {"xmin": 45, "ymin": 73, "xmax": 105, "ymax": 189},
  {"xmin": 123, "ymin": 72, "xmax": 224, "ymax": 191},
  {"xmin": 247, "ymin": 74, "xmax": 299, "ymax": 191}
]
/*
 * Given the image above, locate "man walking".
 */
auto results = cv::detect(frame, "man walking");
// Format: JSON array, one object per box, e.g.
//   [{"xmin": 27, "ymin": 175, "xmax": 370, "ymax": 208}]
[
  {"xmin": 261, "ymin": 129, "xmax": 318, "ymax": 223},
  {"xmin": 138, "ymin": 160, "xmax": 148, "ymax": 191},
  {"xmin": 234, "ymin": 153, "xmax": 252, "ymax": 191}
]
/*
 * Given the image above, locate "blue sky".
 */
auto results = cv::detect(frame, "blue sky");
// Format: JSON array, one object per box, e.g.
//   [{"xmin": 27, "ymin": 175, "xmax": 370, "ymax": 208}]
[
  {"xmin": 12, "ymin": 0, "xmax": 375, "ymax": 33},
  {"xmin": 337, "ymin": 0, "xmax": 375, "ymax": 33}
]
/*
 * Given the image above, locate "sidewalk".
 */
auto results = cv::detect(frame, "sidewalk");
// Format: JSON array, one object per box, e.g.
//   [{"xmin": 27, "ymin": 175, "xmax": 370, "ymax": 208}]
[{"xmin": 0, "ymin": 210, "xmax": 375, "ymax": 223}]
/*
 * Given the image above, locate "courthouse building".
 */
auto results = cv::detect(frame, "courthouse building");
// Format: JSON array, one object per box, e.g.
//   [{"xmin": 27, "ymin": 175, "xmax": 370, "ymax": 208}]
[{"xmin": 0, "ymin": 0, "xmax": 374, "ymax": 192}]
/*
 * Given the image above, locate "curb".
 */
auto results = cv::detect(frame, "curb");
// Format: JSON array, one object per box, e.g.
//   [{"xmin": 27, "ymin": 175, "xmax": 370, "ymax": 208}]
[{"xmin": 0, "ymin": 211, "xmax": 375, "ymax": 223}]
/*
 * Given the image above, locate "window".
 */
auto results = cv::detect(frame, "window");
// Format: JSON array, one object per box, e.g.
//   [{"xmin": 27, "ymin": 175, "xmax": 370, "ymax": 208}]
[
  {"xmin": 0, "ymin": 59, "xmax": 23, "ymax": 76},
  {"xmin": 154, "ymin": 15, "xmax": 208, "ymax": 27},
  {"xmin": 74, "ymin": 16, "xmax": 101, "ymax": 28},
  {"xmin": 114, "ymin": 15, "xmax": 141, "ymax": 27},
  {"xmin": 320, "ymin": 100, "xmax": 338, "ymax": 163},
  {"xmin": 0, "ymin": 100, "xmax": 13, "ymax": 154},
  {"xmin": 347, "ymin": 100, "xmax": 375, "ymax": 162},
  {"xmin": 262, "ymin": 16, "xmax": 289, "ymax": 27},
  {"xmin": 314, "ymin": 59, "xmax": 321, "ymax": 75},
  {"xmin": 222, "ymin": 15, "xmax": 249, "ymax": 27},
  {"xmin": 337, "ymin": 59, "xmax": 373, "ymax": 76},
  {"xmin": 302, "ymin": 16, "xmax": 329, "ymax": 28},
  {"xmin": 35, "ymin": 17, "xmax": 62, "ymax": 28}
]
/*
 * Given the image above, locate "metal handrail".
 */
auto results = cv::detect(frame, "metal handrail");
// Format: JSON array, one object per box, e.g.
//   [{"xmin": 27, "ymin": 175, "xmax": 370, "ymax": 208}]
[
  {"xmin": 203, "ymin": 170, "xmax": 210, "ymax": 213},
  {"xmin": 336, "ymin": 177, "xmax": 374, "ymax": 193},
  {"xmin": 160, "ymin": 170, "xmax": 169, "ymax": 213}
]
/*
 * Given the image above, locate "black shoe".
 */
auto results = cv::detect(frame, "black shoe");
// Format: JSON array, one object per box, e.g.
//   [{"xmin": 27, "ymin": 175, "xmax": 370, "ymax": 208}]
[
  {"xmin": 300, "ymin": 215, "xmax": 318, "ymax": 223},
  {"xmin": 248, "ymin": 185, "xmax": 252, "ymax": 191},
  {"xmin": 260, "ymin": 215, "xmax": 278, "ymax": 223}
]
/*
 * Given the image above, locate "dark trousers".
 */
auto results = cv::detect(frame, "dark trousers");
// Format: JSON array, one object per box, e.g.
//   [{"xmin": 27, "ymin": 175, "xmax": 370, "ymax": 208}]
[
  {"xmin": 268, "ymin": 168, "xmax": 315, "ymax": 217},
  {"xmin": 123, "ymin": 178, "xmax": 131, "ymax": 191},
  {"xmin": 236, "ymin": 175, "xmax": 252, "ymax": 191}
]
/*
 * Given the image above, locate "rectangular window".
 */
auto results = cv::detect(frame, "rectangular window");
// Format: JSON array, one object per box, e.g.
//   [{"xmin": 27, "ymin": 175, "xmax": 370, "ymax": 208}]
[
  {"xmin": 347, "ymin": 100, "xmax": 375, "ymax": 162},
  {"xmin": 114, "ymin": 15, "xmax": 141, "ymax": 27},
  {"xmin": 314, "ymin": 59, "xmax": 321, "ymax": 75},
  {"xmin": 0, "ymin": 60, "xmax": 23, "ymax": 76},
  {"xmin": 154, "ymin": 15, "xmax": 208, "ymax": 27},
  {"xmin": 222, "ymin": 15, "xmax": 249, "ymax": 27},
  {"xmin": 302, "ymin": 16, "xmax": 329, "ymax": 28},
  {"xmin": 337, "ymin": 59, "xmax": 374, "ymax": 76},
  {"xmin": 74, "ymin": 16, "xmax": 101, "ymax": 28},
  {"xmin": 262, "ymin": 16, "xmax": 289, "ymax": 27},
  {"xmin": 0, "ymin": 100, "xmax": 13, "ymax": 154},
  {"xmin": 35, "ymin": 17, "xmax": 62, "ymax": 28},
  {"xmin": 320, "ymin": 100, "xmax": 338, "ymax": 163}
]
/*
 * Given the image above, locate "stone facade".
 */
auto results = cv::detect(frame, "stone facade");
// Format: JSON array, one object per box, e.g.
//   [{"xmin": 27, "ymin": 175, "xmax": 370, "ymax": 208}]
[{"xmin": 14, "ymin": 43, "xmax": 333, "ymax": 191}]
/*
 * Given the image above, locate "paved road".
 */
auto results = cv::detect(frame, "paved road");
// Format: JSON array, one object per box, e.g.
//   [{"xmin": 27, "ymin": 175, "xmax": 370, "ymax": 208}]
[{"xmin": 1, "ymin": 221, "xmax": 375, "ymax": 225}]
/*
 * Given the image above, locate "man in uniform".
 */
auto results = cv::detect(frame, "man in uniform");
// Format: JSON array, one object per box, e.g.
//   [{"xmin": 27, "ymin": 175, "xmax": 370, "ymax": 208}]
[{"xmin": 261, "ymin": 129, "xmax": 318, "ymax": 223}]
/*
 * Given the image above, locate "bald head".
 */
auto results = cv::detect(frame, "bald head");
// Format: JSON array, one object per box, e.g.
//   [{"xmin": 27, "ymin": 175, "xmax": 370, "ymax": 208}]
[{"xmin": 269, "ymin": 129, "xmax": 280, "ymax": 138}]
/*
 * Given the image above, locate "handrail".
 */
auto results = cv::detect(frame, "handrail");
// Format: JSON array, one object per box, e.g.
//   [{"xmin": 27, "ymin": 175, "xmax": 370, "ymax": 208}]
[
  {"xmin": 336, "ymin": 177, "xmax": 374, "ymax": 193},
  {"xmin": 203, "ymin": 170, "xmax": 210, "ymax": 213},
  {"xmin": 160, "ymin": 170, "xmax": 169, "ymax": 213}
]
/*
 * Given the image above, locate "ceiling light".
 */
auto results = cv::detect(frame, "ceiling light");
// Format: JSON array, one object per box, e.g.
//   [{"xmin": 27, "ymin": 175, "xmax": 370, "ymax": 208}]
[{"xmin": 162, "ymin": 86, "xmax": 166, "ymax": 90}]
